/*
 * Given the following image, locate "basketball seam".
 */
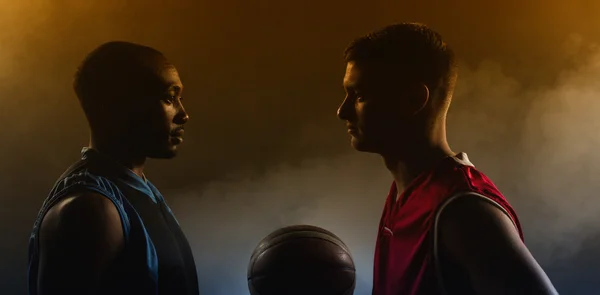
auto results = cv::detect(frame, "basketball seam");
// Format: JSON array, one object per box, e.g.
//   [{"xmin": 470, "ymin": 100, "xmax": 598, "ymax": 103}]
[
  {"xmin": 249, "ymin": 233, "xmax": 354, "ymax": 274},
  {"xmin": 249, "ymin": 237, "xmax": 356, "ymax": 277},
  {"xmin": 248, "ymin": 267, "xmax": 356, "ymax": 281},
  {"xmin": 249, "ymin": 236, "xmax": 354, "ymax": 276},
  {"xmin": 252, "ymin": 231, "xmax": 352, "ymax": 255}
]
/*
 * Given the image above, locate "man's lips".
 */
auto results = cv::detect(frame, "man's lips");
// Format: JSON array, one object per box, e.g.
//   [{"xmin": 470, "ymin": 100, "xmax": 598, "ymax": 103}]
[
  {"xmin": 171, "ymin": 128, "xmax": 185, "ymax": 144},
  {"xmin": 347, "ymin": 125, "xmax": 357, "ymax": 134},
  {"xmin": 171, "ymin": 128, "xmax": 184, "ymax": 137}
]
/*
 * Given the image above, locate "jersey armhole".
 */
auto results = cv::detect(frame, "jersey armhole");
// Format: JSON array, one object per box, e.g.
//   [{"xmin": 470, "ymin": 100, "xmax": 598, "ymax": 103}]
[{"xmin": 432, "ymin": 192, "xmax": 518, "ymax": 295}]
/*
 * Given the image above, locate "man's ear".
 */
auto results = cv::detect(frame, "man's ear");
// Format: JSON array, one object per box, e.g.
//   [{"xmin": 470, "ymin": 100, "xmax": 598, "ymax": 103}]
[{"xmin": 411, "ymin": 83, "xmax": 430, "ymax": 116}]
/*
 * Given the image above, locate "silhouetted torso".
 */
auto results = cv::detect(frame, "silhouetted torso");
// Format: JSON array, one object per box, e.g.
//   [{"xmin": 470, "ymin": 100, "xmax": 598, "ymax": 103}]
[{"xmin": 28, "ymin": 148, "xmax": 199, "ymax": 295}]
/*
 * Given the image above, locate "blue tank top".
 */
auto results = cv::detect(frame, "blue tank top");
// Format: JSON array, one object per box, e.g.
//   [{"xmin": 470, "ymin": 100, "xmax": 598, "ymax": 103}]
[{"xmin": 27, "ymin": 148, "xmax": 199, "ymax": 295}]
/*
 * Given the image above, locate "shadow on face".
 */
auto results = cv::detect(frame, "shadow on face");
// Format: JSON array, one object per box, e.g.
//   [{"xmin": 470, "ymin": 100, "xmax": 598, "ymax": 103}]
[
  {"xmin": 76, "ymin": 42, "xmax": 190, "ymax": 160},
  {"xmin": 125, "ymin": 59, "xmax": 190, "ymax": 159},
  {"xmin": 337, "ymin": 61, "xmax": 424, "ymax": 155}
]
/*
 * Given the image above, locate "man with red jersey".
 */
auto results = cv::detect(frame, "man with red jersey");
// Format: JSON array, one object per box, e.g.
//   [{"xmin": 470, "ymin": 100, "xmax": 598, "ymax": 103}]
[{"xmin": 337, "ymin": 23, "xmax": 558, "ymax": 295}]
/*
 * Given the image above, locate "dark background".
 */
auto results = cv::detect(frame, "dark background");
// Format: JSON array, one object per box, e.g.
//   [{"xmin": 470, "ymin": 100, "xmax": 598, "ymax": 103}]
[{"xmin": 2, "ymin": 0, "xmax": 600, "ymax": 294}]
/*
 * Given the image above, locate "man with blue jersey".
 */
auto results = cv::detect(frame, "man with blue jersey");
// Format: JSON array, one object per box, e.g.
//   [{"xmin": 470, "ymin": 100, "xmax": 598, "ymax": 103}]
[{"xmin": 28, "ymin": 41, "xmax": 199, "ymax": 295}]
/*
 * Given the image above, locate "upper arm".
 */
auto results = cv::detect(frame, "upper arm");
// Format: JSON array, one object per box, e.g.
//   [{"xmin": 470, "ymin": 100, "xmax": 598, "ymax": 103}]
[
  {"xmin": 437, "ymin": 194, "xmax": 558, "ymax": 295},
  {"xmin": 37, "ymin": 192, "xmax": 124, "ymax": 295}
]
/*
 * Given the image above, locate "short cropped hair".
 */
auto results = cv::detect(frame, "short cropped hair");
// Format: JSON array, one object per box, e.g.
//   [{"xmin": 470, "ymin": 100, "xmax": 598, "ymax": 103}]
[
  {"xmin": 344, "ymin": 22, "xmax": 458, "ymax": 99},
  {"xmin": 73, "ymin": 41, "xmax": 164, "ymax": 117}
]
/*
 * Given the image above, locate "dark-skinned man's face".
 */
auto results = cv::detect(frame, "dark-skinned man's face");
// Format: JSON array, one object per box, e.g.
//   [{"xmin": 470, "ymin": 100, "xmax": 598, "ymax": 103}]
[{"xmin": 118, "ymin": 58, "xmax": 189, "ymax": 159}]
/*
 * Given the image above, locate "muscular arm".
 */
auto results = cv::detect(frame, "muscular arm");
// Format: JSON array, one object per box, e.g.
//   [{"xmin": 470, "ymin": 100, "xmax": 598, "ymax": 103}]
[
  {"xmin": 37, "ymin": 192, "xmax": 124, "ymax": 295},
  {"xmin": 438, "ymin": 195, "xmax": 558, "ymax": 295}
]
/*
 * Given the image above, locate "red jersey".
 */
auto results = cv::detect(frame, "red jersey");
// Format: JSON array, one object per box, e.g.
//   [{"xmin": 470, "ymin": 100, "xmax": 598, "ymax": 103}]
[{"xmin": 372, "ymin": 153, "xmax": 524, "ymax": 295}]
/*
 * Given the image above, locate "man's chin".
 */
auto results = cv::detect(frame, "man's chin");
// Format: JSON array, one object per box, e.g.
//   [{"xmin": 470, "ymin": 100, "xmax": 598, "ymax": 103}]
[
  {"xmin": 146, "ymin": 146, "xmax": 179, "ymax": 159},
  {"xmin": 350, "ymin": 137, "xmax": 375, "ymax": 153}
]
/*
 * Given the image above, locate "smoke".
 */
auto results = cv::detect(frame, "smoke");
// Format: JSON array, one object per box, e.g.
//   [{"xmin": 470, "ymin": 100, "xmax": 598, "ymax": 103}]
[
  {"xmin": 2, "ymin": 2, "xmax": 600, "ymax": 295},
  {"xmin": 519, "ymin": 38, "xmax": 600, "ymax": 262},
  {"xmin": 164, "ymin": 35, "xmax": 600, "ymax": 295},
  {"xmin": 167, "ymin": 153, "xmax": 388, "ymax": 295}
]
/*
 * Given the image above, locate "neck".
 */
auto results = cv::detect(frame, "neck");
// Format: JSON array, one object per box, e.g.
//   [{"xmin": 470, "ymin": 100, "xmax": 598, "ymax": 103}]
[
  {"xmin": 382, "ymin": 120, "xmax": 454, "ymax": 196},
  {"xmin": 89, "ymin": 135, "xmax": 146, "ymax": 178}
]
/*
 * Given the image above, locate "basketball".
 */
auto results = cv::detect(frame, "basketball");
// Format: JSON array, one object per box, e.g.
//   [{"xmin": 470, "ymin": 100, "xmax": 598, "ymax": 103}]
[{"xmin": 247, "ymin": 225, "xmax": 356, "ymax": 295}]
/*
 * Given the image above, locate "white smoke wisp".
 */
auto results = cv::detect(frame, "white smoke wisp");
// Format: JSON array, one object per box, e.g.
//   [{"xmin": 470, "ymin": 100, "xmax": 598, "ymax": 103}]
[
  {"xmin": 168, "ymin": 153, "xmax": 389, "ymax": 295},
  {"xmin": 519, "ymin": 37, "xmax": 600, "ymax": 263}
]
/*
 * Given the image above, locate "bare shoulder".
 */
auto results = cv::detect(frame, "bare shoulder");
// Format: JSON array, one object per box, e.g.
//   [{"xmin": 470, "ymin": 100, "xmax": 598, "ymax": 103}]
[
  {"xmin": 438, "ymin": 194, "xmax": 517, "ymax": 239},
  {"xmin": 437, "ymin": 193, "xmax": 524, "ymax": 267},
  {"xmin": 437, "ymin": 193, "xmax": 558, "ymax": 295},
  {"xmin": 37, "ymin": 192, "xmax": 125, "ymax": 294},
  {"xmin": 38, "ymin": 191, "xmax": 124, "ymax": 269},
  {"xmin": 40, "ymin": 192, "xmax": 123, "ymax": 239}
]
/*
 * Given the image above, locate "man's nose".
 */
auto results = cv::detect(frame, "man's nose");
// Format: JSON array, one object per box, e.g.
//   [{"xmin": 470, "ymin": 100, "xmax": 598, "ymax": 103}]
[
  {"xmin": 337, "ymin": 97, "xmax": 352, "ymax": 121},
  {"xmin": 176, "ymin": 104, "xmax": 189, "ymax": 124}
]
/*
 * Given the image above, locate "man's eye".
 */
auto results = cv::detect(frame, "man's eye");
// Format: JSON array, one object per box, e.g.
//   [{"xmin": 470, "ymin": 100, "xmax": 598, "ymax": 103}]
[{"xmin": 164, "ymin": 95, "xmax": 176, "ymax": 103}]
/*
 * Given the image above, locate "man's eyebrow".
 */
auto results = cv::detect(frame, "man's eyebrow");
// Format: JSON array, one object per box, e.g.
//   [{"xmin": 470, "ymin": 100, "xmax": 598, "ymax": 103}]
[
  {"xmin": 167, "ymin": 85, "xmax": 182, "ymax": 93},
  {"xmin": 344, "ymin": 82, "xmax": 365, "ymax": 93},
  {"xmin": 343, "ymin": 80, "xmax": 356, "ymax": 88}
]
